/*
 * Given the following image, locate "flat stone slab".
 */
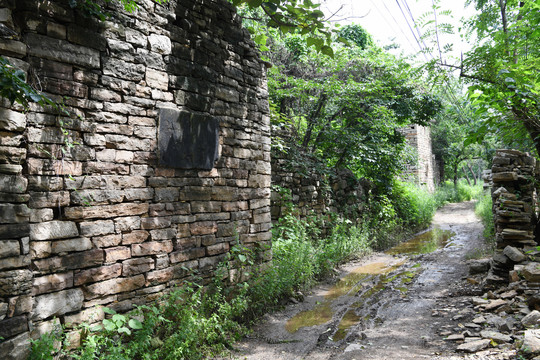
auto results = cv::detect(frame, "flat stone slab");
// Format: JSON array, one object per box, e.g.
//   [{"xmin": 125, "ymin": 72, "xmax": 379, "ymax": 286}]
[
  {"xmin": 480, "ymin": 330, "xmax": 512, "ymax": 343},
  {"xmin": 522, "ymin": 329, "xmax": 540, "ymax": 354},
  {"xmin": 457, "ymin": 339, "xmax": 491, "ymax": 353},
  {"xmin": 523, "ymin": 263, "xmax": 540, "ymax": 283}
]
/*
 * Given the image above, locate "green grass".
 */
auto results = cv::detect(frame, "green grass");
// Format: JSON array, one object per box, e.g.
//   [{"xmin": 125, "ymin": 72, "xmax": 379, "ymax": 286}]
[
  {"xmin": 474, "ymin": 189, "xmax": 495, "ymax": 245},
  {"xmin": 434, "ymin": 180, "xmax": 484, "ymax": 206}
]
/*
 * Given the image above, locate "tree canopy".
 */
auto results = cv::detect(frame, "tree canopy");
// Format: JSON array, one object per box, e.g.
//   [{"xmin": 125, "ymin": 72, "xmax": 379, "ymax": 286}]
[{"xmin": 428, "ymin": 0, "xmax": 540, "ymax": 155}]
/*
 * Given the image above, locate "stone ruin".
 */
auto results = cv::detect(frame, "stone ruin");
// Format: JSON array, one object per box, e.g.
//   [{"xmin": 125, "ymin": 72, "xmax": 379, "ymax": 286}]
[
  {"xmin": 270, "ymin": 126, "xmax": 367, "ymax": 223},
  {"xmin": 0, "ymin": 0, "xmax": 272, "ymax": 358},
  {"xmin": 485, "ymin": 149, "xmax": 539, "ymax": 286},
  {"xmin": 399, "ymin": 124, "xmax": 438, "ymax": 192}
]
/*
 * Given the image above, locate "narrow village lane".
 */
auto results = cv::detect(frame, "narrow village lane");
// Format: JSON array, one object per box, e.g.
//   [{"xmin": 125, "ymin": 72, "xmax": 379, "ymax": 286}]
[{"xmin": 226, "ymin": 202, "xmax": 500, "ymax": 360}]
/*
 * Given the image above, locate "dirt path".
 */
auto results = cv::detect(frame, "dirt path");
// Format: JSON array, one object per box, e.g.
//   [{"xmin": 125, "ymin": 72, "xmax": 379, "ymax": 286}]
[{"xmin": 226, "ymin": 202, "xmax": 486, "ymax": 360}]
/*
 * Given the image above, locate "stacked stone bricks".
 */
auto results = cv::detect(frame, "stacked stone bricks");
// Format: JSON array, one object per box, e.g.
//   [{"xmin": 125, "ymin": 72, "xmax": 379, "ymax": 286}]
[
  {"xmin": 271, "ymin": 127, "xmax": 365, "ymax": 222},
  {"xmin": 0, "ymin": 0, "xmax": 271, "ymax": 358},
  {"xmin": 487, "ymin": 149, "xmax": 538, "ymax": 284},
  {"xmin": 398, "ymin": 124, "xmax": 438, "ymax": 192}
]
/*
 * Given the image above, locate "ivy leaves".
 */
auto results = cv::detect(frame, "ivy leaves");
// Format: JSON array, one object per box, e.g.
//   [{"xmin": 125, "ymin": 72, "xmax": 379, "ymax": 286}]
[
  {"xmin": 0, "ymin": 57, "xmax": 56, "ymax": 109},
  {"xmin": 233, "ymin": 0, "xmax": 334, "ymax": 56},
  {"xmin": 102, "ymin": 307, "xmax": 143, "ymax": 336}
]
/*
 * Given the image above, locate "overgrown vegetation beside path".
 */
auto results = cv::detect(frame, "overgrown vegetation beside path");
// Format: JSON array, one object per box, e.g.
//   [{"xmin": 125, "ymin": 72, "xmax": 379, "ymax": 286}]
[{"xmin": 30, "ymin": 182, "xmax": 489, "ymax": 360}]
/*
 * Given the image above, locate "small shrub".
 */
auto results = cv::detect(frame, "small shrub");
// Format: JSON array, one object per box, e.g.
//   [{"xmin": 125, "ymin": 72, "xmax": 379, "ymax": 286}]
[{"xmin": 392, "ymin": 181, "xmax": 436, "ymax": 229}]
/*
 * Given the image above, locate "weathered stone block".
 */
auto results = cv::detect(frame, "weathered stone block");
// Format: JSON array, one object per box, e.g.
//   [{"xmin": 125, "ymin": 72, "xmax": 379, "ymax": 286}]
[
  {"xmin": 80, "ymin": 220, "xmax": 115, "ymax": 237},
  {"xmin": 74, "ymin": 263, "xmax": 122, "ymax": 286},
  {"xmin": 169, "ymin": 247, "xmax": 205, "ymax": 263},
  {"xmin": 0, "ymin": 146, "xmax": 26, "ymax": 164},
  {"xmin": 0, "ymin": 331, "xmax": 30, "ymax": 360},
  {"xmin": 92, "ymin": 234, "xmax": 122, "ymax": 248},
  {"xmin": 190, "ymin": 221, "xmax": 217, "ymax": 235},
  {"xmin": 492, "ymin": 172, "xmax": 518, "ymax": 182},
  {"xmin": 0, "ymin": 269, "xmax": 32, "ymax": 296},
  {"xmin": 32, "ymin": 272, "xmax": 73, "ymax": 295},
  {"xmin": 0, "ymin": 39, "xmax": 27, "ymax": 57},
  {"xmin": 26, "ymin": 33, "xmax": 100, "ymax": 68},
  {"xmin": 145, "ymin": 267, "xmax": 174, "ymax": 285},
  {"xmin": 0, "ymin": 301, "xmax": 6, "ymax": 320},
  {"xmin": 0, "ymin": 315, "xmax": 28, "ymax": 340},
  {"xmin": 51, "ymin": 238, "xmax": 92, "ymax": 254},
  {"xmin": 523, "ymin": 263, "xmax": 540, "ymax": 282},
  {"xmin": 131, "ymin": 240, "xmax": 173, "ymax": 256},
  {"xmin": 0, "ymin": 255, "xmax": 30, "ymax": 270},
  {"xmin": 64, "ymin": 306, "xmax": 104, "ymax": 328},
  {"xmin": 103, "ymin": 58, "xmax": 145, "ymax": 81},
  {"xmin": 503, "ymin": 245, "xmax": 526, "ymax": 263},
  {"xmin": 146, "ymin": 68, "xmax": 168, "ymax": 90},
  {"xmin": 64, "ymin": 203, "xmax": 149, "ymax": 220},
  {"xmin": 27, "ymin": 158, "xmax": 82, "ymax": 176},
  {"xmin": 122, "ymin": 257, "xmax": 154, "ymax": 276},
  {"xmin": 30, "ymin": 241, "xmax": 51, "ymax": 259},
  {"xmin": 32, "ymin": 249, "xmax": 103, "ymax": 273},
  {"xmin": 158, "ymin": 108, "xmax": 219, "ymax": 170},
  {"xmin": 33, "ymin": 288, "xmax": 84, "ymax": 321},
  {"xmin": 140, "ymin": 217, "xmax": 172, "ymax": 230},
  {"xmin": 30, "ymin": 221, "xmax": 79, "ymax": 241},
  {"xmin": 30, "ymin": 208, "xmax": 54, "ymax": 223},
  {"xmin": 122, "ymin": 230, "xmax": 149, "ymax": 245},
  {"xmin": 148, "ymin": 34, "xmax": 171, "ymax": 54},
  {"xmin": 114, "ymin": 216, "xmax": 141, "ymax": 233},
  {"xmin": 0, "ymin": 239, "xmax": 20, "ymax": 258},
  {"xmin": 199, "ymin": 254, "xmax": 226, "ymax": 271},
  {"xmin": 83, "ymin": 275, "xmax": 145, "ymax": 299},
  {"xmin": 8, "ymin": 295, "xmax": 33, "ymax": 317},
  {"xmin": 191, "ymin": 201, "xmax": 222, "ymax": 213},
  {"xmin": 0, "ymin": 175, "xmax": 27, "ymax": 194},
  {"xmin": 28, "ymin": 175, "xmax": 63, "ymax": 191},
  {"xmin": 149, "ymin": 228, "xmax": 175, "ymax": 240},
  {"xmin": 28, "ymin": 191, "xmax": 70, "ymax": 209},
  {"xmin": 42, "ymin": 77, "xmax": 88, "ymax": 98},
  {"xmin": 104, "ymin": 246, "xmax": 131, "ymax": 263},
  {"xmin": 206, "ymin": 242, "xmax": 230, "ymax": 256}
]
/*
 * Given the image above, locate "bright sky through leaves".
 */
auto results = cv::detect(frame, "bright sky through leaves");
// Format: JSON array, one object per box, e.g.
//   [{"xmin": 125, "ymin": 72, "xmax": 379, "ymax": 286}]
[{"xmin": 318, "ymin": 0, "xmax": 475, "ymax": 60}]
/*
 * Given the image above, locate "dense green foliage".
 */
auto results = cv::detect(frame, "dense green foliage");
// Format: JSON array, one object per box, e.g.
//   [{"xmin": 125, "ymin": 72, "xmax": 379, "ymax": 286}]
[
  {"xmin": 462, "ymin": 0, "xmax": 540, "ymax": 155},
  {"xmin": 268, "ymin": 29, "xmax": 441, "ymax": 193},
  {"xmin": 423, "ymin": 0, "xmax": 540, "ymax": 156}
]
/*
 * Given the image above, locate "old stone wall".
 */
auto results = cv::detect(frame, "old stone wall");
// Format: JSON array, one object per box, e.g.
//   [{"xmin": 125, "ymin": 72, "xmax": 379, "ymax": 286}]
[
  {"xmin": 271, "ymin": 128, "xmax": 366, "ymax": 222},
  {"xmin": 399, "ymin": 124, "xmax": 437, "ymax": 191},
  {"xmin": 0, "ymin": 0, "xmax": 271, "ymax": 358}
]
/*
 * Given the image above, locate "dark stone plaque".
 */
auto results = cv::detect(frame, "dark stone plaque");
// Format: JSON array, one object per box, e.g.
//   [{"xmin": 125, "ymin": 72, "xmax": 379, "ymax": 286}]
[{"xmin": 158, "ymin": 108, "xmax": 219, "ymax": 170}]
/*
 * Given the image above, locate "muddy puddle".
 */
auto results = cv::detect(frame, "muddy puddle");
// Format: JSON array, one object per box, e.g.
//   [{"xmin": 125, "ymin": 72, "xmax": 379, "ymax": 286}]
[
  {"xmin": 285, "ymin": 227, "xmax": 455, "ymax": 341},
  {"xmin": 385, "ymin": 227, "xmax": 455, "ymax": 255}
]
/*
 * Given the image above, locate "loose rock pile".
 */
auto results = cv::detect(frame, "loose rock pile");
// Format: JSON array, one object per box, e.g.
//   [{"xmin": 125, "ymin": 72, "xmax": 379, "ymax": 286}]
[{"xmin": 438, "ymin": 246, "xmax": 540, "ymax": 359}]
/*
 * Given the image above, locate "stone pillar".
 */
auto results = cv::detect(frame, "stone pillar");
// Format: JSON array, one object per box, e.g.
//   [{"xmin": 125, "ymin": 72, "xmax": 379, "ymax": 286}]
[
  {"xmin": 486, "ymin": 149, "xmax": 537, "ymax": 287},
  {"xmin": 491, "ymin": 149, "xmax": 537, "ymax": 249}
]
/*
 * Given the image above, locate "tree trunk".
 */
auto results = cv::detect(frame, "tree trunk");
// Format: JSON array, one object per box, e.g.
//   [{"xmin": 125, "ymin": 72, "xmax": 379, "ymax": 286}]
[
  {"xmin": 464, "ymin": 172, "xmax": 471, "ymax": 186},
  {"xmin": 301, "ymin": 92, "xmax": 327, "ymax": 150},
  {"xmin": 467, "ymin": 162, "xmax": 477, "ymax": 186},
  {"xmin": 453, "ymin": 162, "xmax": 458, "ymax": 187}
]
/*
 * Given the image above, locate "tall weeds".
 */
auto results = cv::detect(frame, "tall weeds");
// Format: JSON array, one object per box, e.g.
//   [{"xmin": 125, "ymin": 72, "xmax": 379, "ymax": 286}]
[{"xmin": 474, "ymin": 190, "xmax": 495, "ymax": 244}]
